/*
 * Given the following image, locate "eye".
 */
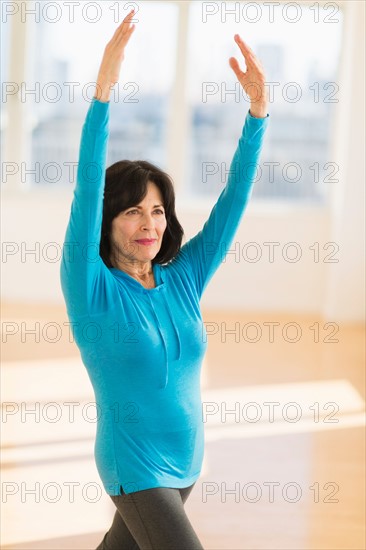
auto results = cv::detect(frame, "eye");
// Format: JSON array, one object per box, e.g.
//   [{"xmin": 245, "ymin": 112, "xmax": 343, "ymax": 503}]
[
  {"xmin": 155, "ymin": 209, "xmax": 165, "ymax": 215},
  {"xmin": 126, "ymin": 209, "xmax": 138, "ymax": 215}
]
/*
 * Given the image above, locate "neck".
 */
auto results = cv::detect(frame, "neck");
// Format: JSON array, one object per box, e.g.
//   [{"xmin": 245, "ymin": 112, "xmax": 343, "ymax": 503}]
[{"xmin": 112, "ymin": 258, "xmax": 153, "ymax": 280}]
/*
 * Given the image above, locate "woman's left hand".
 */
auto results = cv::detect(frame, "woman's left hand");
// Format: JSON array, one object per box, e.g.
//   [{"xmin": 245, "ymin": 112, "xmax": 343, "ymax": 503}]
[{"xmin": 229, "ymin": 34, "xmax": 268, "ymax": 118}]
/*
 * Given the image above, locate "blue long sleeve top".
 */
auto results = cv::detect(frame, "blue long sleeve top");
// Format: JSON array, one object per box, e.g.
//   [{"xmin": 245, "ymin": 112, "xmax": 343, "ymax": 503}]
[{"xmin": 60, "ymin": 98, "xmax": 269, "ymax": 496}]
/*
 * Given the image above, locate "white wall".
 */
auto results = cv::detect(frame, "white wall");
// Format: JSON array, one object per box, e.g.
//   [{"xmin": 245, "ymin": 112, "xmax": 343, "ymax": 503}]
[
  {"xmin": 1, "ymin": 1, "xmax": 364, "ymax": 323},
  {"xmin": 0, "ymin": 190, "xmax": 337, "ymax": 315}
]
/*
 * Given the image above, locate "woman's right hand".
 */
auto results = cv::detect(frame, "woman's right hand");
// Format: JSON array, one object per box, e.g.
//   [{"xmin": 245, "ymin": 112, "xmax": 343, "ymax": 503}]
[{"xmin": 94, "ymin": 9, "xmax": 136, "ymax": 102}]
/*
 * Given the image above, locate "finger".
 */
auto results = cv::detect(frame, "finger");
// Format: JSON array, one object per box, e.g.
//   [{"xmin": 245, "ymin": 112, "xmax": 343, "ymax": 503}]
[
  {"xmin": 234, "ymin": 34, "xmax": 257, "ymax": 68},
  {"xmin": 123, "ymin": 8, "xmax": 135, "ymax": 22},
  {"xmin": 229, "ymin": 56, "xmax": 246, "ymax": 79},
  {"xmin": 113, "ymin": 9, "xmax": 134, "ymax": 32},
  {"xmin": 234, "ymin": 34, "xmax": 254, "ymax": 56},
  {"xmin": 235, "ymin": 43, "xmax": 265, "ymax": 80},
  {"xmin": 111, "ymin": 24, "xmax": 134, "ymax": 51},
  {"xmin": 117, "ymin": 22, "xmax": 135, "ymax": 46},
  {"xmin": 114, "ymin": 9, "xmax": 135, "ymax": 38},
  {"xmin": 123, "ymin": 9, "xmax": 135, "ymax": 27},
  {"xmin": 245, "ymin": 55, "xmax": 264, "ymax": 77}
]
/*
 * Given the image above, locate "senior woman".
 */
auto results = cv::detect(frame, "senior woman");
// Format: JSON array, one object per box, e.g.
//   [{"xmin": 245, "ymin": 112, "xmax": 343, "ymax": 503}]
[{"xmin": 60, "ymin": 8, "xmax": 269, "ymax": 550}]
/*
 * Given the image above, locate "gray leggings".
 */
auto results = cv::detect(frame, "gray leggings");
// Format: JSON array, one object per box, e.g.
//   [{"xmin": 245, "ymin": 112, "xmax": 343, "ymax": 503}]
[{"xmin": 96, "ymin": 482, "xmax": 204, "ymax": 550}]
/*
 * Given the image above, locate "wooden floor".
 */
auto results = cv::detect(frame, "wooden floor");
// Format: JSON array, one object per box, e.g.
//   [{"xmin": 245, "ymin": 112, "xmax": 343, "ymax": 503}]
[{"xmin": 1, "ymin": 303, "xmax": 365, "ymax": 549}]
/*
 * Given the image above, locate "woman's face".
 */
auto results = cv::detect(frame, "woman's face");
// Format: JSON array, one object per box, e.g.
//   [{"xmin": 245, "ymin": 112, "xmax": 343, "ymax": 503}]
[{"xmin": 109, "ymin": 181, "xmax": 167, "ymax": 266}]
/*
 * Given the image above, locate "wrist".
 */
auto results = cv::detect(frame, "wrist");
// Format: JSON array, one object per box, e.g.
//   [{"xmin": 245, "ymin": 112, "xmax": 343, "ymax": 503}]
[
  {"xmin": 249, "ymin": 103, "xmax": 268, "ymax": 118},
  {"xmin": 94, "ymin": 80, "xmax": 114, "ymax": 103}
]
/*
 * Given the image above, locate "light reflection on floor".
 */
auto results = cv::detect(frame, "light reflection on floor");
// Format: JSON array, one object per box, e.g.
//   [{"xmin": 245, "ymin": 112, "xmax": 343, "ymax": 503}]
[{"xmin": 1, "ymin": 356, "xmax": 365, "ymax": 549}]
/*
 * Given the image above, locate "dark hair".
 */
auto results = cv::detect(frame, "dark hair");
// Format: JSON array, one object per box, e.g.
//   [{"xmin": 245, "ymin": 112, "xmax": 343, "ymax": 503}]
[{"xmin": 100, "ymin": 160, "xmax": 184, "ymax": 268}]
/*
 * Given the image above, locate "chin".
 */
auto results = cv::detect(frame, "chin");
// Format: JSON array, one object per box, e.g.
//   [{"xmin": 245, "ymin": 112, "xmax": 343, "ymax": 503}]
[{"xmin": 139, "ymin": 247, "xmax": 160, "ymax": 259}]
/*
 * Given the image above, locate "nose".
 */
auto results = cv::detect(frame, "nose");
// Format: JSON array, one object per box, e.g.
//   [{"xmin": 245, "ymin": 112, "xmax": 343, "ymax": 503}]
[{"xmin": 141, "ymin": 213, "xmax": 155, "ymax": 231}]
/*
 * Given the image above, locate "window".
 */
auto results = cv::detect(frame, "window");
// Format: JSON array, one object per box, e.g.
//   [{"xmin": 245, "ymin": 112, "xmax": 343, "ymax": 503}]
[
  {"xmin": 186, "ymin": 1, "xmax": 343, "ymax": 203},
  {"xmin": 2, "ymin": 0, "xmax": 344, "ymax": 203},
  {"xmin": 25, "ymin": 1, "xmax": 178, "ymax": 186}
]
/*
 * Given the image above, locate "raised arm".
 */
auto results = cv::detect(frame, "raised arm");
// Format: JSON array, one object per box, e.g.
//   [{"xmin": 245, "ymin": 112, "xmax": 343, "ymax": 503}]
[
  {"xmin": 60, "ymin": 11, "xmax": 136, "ymax": 317},
  {"xmin": 177, "ymin": 35, "xmax": 269, "ymax": 299}
]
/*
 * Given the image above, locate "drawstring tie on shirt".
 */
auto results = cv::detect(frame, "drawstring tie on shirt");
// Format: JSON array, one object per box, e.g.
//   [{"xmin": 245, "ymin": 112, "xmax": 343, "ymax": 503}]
[{"xmin": 146, "ymin": 271, "xmax": 181, "ymax": 389}]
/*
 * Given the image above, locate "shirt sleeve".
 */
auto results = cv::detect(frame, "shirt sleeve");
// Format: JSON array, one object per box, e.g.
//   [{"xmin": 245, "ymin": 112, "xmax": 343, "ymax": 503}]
[
  {"xmin": 60, "ymin": 98, "xmax": 114, "ymax": 317},
  {"xmin": 177, "ymin": 110, "xmax": 269, "ymax": 300}
]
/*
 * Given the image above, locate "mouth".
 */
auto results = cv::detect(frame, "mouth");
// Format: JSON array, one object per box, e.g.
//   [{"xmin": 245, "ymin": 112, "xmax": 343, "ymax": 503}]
[{"xmin": 135, "ymin": 239, "xmax": 157, "ymax": 246}]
